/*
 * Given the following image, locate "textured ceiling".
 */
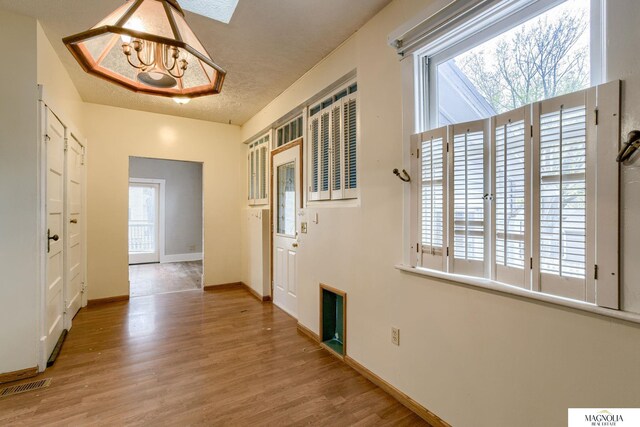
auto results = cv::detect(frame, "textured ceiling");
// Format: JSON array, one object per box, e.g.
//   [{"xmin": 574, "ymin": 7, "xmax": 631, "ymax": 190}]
[{"xmin": 0, "ymin": 0, "xmax": 392, "ymax": 124}]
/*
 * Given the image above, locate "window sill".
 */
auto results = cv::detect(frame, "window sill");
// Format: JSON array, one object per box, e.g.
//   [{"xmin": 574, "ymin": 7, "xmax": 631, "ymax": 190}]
[{"xmin": 395, "ymin": 264, "xmax": 640, "ymax": 326}]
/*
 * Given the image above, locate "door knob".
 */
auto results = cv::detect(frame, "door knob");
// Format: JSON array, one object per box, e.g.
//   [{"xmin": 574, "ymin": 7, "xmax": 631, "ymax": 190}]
[
  {"xmin": 292, "ymin": 242, "xmax": 299, "ymax": 248},
  {"xmin": 70, "ymin": 219, "xmax": 78, "ymax": 224},
  {"xmin": 47, "ymin": 229, "xmax": 59, "ymax": 253}
]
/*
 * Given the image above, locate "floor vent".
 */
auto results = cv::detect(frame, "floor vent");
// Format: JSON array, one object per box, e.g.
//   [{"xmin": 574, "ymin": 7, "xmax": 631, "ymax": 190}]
[{"xmin": 0, "ymin": 378, "xmax": 52, "ymax": 398}]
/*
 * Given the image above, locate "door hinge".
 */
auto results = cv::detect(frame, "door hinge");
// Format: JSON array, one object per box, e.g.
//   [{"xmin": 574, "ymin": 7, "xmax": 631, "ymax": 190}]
[
  {"xmin": 594, "ymin": 264, "xmax": 599, "ymax": 280},
  {"xmin": 64, "ymin": 138, "xmax": 69, "ymax": 152},
  {"xmin": 530, "ymin": 257, "xmax": 533, "ymax": 269},
  {"xmin": 594, "ymin": 109, "xmax": 599, "ymax": 126},
  {"xmin": 446, "ymin": 142, "xmax": 450, "ymax": 153},
  {"xmin": 446, "ymin": 247, "xmax": 449, "ymax": 257},
  {"xmin": 416, "ymin": 148, "xmax": 420, "ymax": 158},
  {"xmin": 416, "ymin": 243, "xmax": 420, "ymax": 253},
  {"xmin": 530, "ymin": 125, "xmax": 534, "ymax": 138}
]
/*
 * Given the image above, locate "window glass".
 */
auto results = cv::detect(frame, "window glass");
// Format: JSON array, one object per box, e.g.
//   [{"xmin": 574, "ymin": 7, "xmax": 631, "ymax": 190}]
[
  {"xmin": 436, "ymin": 0, "xmax": 590, "ymax": 125},
  {"xmin": 277, "ymin": 161, "xmax": 296, "ymax": 236}
]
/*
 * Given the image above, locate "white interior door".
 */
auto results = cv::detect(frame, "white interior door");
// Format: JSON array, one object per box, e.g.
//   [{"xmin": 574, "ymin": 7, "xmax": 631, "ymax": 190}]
[
  {"xmin": 272, "ymin": 147, "xmax": 300, "ymax": 318},
  {"xmin": 129, "ymin": 182, "xmax": 160, "ymax": 264},
  {"xmin": 45, "ymin": 109, "xmax": 65, "ymax": 358},
  {"xmin": 65, "ymin": 134, "xmax": 84, "ymax": 325}
]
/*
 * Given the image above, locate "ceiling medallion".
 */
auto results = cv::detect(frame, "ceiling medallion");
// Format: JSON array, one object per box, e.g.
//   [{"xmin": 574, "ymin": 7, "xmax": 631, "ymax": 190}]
[{"xmin": 63, "ymin": 0, "xmax": 226, "ymax": 101}]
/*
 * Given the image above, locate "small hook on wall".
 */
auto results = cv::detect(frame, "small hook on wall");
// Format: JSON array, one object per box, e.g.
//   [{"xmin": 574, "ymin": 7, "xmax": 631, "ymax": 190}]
[
  {"xmin": 617, "ymin": 130, "xmax": 640, "ymax": 163},
  {"xmin": 393, "ymin": 168, "xmax": 411, "ymax": 182}
]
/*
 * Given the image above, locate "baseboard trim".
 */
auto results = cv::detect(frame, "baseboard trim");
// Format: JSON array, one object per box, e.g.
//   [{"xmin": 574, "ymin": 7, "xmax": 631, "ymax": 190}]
[
  {"xmin": 0, "ymin": 366, "xmax": 39, "ymax": 384},
  {"xmin": 87, "ymin": 295, "xmax": 130, "ymax": 307},
  {"xmin": 161, "ymin": 253, "xmax": 203, "ymax": 263},
  {"xmin": 296, "ymin": 322, "xmax": 448, "ymax": 427},
  {"xmin": 242, "ymin": 282, "xmax": 271, "ymax": 302},
  {"xmin": 297, "ymin": 322, "xmax": 320, "ymax": 342},
  {"xmin": 204, "ymin": 282, "xmax": 271, "ymax": 302},
  {"xmin": 204, "ymin": 282, "xmax": 243, "ymax": 291},
  {"xmin": 344, "ymin": 355, "xmax": 450, "ymax": 427}
]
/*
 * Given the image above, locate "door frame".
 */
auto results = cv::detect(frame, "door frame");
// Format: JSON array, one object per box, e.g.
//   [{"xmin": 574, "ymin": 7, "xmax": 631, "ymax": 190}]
[
  {"xmin": 270, "ymin": 138, "xmax": 304, "ymax": 300},
  {"xmin": 63, "ymin": 131, "xmax": 86, "ymax": 330},
  {"xmin": 128, "ymin": 178, "xmax": 166, "ymax": 265},
  {"xmin": 37, "ymin": 86, "xmax": 89, "ymax": 371}
]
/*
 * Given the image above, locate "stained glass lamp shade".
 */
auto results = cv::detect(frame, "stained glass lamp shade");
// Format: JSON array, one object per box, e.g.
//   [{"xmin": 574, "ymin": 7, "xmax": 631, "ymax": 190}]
[{"xmin": 63, "ymin": 0, "xmax": 226, "ymax": 99}]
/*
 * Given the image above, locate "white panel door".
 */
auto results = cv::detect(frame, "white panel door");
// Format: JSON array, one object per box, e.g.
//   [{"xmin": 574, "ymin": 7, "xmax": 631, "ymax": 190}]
[
  {"xmin": 45, "ymin": 109, "xmax": 66, "ymax": 358},
  {"xmin": 272, "ymin": 147, "xmax": 300, "ymax": 318},
  {"xmin": 65, "ymin": 135, "xmax": 84, "ymax": 325}
]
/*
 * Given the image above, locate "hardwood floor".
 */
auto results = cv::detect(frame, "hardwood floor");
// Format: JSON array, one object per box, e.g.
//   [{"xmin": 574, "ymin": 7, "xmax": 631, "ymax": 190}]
[
  {"xmin": 0, "ymin": 287, "xmax": 427, "ymax": 426},
  {"xmin": 129, "ymin": 260, "xmax": 202, "ymax": 297}
]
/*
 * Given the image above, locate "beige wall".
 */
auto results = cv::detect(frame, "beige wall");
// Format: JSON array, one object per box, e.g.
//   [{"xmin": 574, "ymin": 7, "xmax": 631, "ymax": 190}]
[
  {"xmin": 85, "ymin": 104, "xmax": 243, "ymax": 300},
  {"xmin": 240, "ymin": 1, "xmax": 640, "ymax": 426},
  {"xmin": 36, "ymin": 23, "xmax": 85, "ymax": 135},
  {"xmin": 0, "ymin": 10, "xmax": 39, "ymax": 374}
]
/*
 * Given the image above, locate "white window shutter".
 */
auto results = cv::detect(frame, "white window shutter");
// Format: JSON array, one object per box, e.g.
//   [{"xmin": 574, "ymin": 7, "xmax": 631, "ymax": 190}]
[
  {"xmin": 491, "ymin": 107, "xmax": 531, "ymax": 288},
  {"xmin": 343, "ymin": 95, "xmax": 358, "ymax": 199},
  {"xmin": 309, "ymin": 116, "xmax": 320, "ymax": 201},
  {"xmin": 319, "ymin": 110, "xmax": 331, "ymax": 200},
  {"xmin": 331, "ymin": 103, "xmax": 344, "ymax": 200},
  {"xmin": 416, "ymin": 126, "xmax": 448, "ymax": 271},
  {"xmin": 448, "ymin": 120, "xmax": 489, "ymax": 277},
  {"xmin": 593, "ymin": 80, "xmax": 620, "ymax": 309},
  {"xmin": 532, "ymin": 89, "xmax": 593, "ymax": 301}
]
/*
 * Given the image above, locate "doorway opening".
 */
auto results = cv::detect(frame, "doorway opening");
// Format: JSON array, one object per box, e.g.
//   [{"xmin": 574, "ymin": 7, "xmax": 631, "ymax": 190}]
[{"xmin": 128, "ymin": 157, "xmax": 204, "ymax": 297}]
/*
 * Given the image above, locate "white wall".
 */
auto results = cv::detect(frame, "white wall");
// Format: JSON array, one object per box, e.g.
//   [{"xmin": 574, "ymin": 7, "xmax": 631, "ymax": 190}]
[
  {"xmin": 0, "ymin": 10, "xmax": 39, "ymax": 375},
  {"xmin": 240, "ymin": 1, "xmax": 640, "ymax": 426},
  {"xmin": 85, "ymin": 104, "xmax": 243, "ymax": 300},
  {"xmin": 129, "ymin": 157, "xmax": 204, "ymax": 256}
]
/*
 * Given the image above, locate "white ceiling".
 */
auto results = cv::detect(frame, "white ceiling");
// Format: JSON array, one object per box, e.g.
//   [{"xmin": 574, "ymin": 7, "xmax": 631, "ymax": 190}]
[{"xmin": 0, "ymin": 0, "xmax": 391, "ymax": 125}]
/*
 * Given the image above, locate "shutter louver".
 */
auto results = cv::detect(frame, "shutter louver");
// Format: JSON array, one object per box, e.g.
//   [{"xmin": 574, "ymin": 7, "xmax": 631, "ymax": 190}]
[
  {"xmin": 259, "ymin": 146, "xmax": 267, "ymax": 200},
  {"xmin": 450, "ymin": 121, "xmax": 487, "ymax": 276},
  {"xmin": 539, "ymin": 105, "xmax": 587, "ymax": 279},
  {"xmin": 418, "ymin": 127, "xmax": 447, "ymax": 270},
  {"xmin": 495, "ymin": 121, "xmax": 526, "ymax": 268},
  {"xmin": 320, "ymin": 111, "xmax": 330, "ymax": 198},
  {"xmin": 310, "ymin": 117, "xmax": 319, "ymax": 198},
  {"xmin": 344, "ymin": 97, "xmax": 357, "ymax": 194},
  {"xmin": 332, "ymin": 104, "xmax": 342, "ymax": 195}
]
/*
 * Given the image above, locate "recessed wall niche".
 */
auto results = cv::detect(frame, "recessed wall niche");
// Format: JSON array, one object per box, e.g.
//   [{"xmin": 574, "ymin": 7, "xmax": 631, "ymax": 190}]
[{"xmin": 320, "ymin": 284, "xmax": 346, "ymax": 358}]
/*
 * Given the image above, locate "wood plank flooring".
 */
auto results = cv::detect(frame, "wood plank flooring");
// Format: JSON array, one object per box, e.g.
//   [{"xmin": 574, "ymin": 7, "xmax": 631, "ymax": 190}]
[
  {"xmin": 129, "ymin": 261, "xmax": 202, "ymax": 297},
  {"xmin": 0, "ymin": 287, "xmax": 427, "ymax": 426}
]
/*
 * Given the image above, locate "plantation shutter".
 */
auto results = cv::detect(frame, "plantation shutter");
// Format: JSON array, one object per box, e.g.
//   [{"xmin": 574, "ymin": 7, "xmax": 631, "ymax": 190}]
[
  {"xmin": 414, "ymin": 126, "xmax": 447, "ymax": 270},
  {"xmin": 449, "ymin": 120, "xmax": 488, "ymax": 277},
  {"xmin": 257, "ymin": 143, "xmax": 268, "ymax": 203},
  {"xmin": 343, "ymin": 94, "xmax": 358, "ymax": 198},
  {"xmin": 248, "ymin": 150, "xmax": 254, "ymax": 202},
  {"xmin": 309, "ymin": 116, "xmax": 320, "ymax": 201},
  {"xmin": 492, "ymin": 107, "xmax": 531, "ymax": 287},
  {"xmin": 319, "ymin": 109, "xmax": 331, "ymax": 200},
  {"xmin": 532, "ymin": 89, "xmax": 596, "ymax": 301},
  {"xmin": 331, "ymin": 103, "xmax": 344, "ymax": 200}
]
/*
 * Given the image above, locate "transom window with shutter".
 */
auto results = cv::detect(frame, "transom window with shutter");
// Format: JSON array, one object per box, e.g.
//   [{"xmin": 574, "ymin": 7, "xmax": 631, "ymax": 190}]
[
  {"xmin": 410, "ymin": 81, "xmax": 620, "ymax": 309},
  {"xmin": 308, "ymin": 81, "xmax": 358, "ymax": 201},
  {"xmin": 247, "ymin": 133, "xmax": 270, "ymax": 206}
]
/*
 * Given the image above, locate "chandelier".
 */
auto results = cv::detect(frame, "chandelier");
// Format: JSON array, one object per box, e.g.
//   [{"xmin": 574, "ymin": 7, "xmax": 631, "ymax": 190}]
[{"xmin": 63, "ymin": 0, "xmax": 226, "ymax": 101}]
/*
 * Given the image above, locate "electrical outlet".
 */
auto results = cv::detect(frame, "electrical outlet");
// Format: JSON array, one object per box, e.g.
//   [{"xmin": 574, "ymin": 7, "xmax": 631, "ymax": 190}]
[
  {"xmin": 301, "ymin": 222, "xmax": 308, "ymax": 233},
  {"xmin": 391, "ymin": 327, "xmax": 400, "ymax": 346}
]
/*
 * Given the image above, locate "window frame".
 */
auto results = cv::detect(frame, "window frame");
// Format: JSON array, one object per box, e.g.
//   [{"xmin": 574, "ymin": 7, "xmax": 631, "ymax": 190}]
[{"xmin": 418, "ymin": 0, "xmax": 604, "ymax": 131}]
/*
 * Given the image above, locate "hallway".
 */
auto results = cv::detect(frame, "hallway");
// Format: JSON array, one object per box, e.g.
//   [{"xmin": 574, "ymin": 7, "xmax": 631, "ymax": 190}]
[
  {"xmin": 129, "ymin": 261, "xmax": 203, "ymax": 297},
  {"xmin": 0, "ymin": 288, "xmax": 425, "ymax": 426}
]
